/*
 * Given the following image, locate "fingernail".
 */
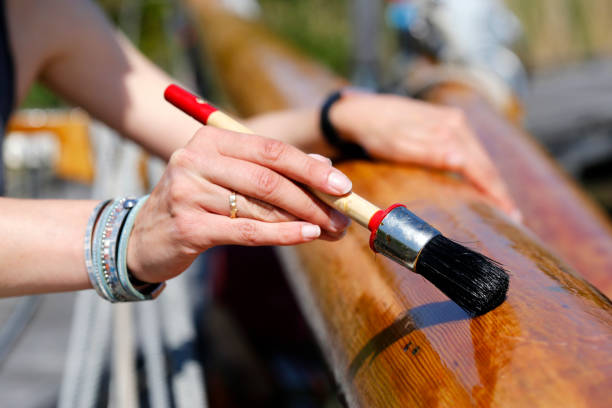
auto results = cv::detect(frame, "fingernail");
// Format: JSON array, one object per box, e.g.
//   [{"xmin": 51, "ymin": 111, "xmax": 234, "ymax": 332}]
[
  {"xmin": 510, "ymin": 209, "xmax": 523, "ymax": 224},
  {"xmin": 445, "ymin": 152, "xmax": 464, "ymax": 167},
  {"xmin": 302, "ymin": 224, "xmax": 321, "ymax": 239},
  {"xmin": 330, "ymin": 210, "xmax": 351, "ymax": 231},
  {"xmin": 309, "ymin": 153, "xmax": 332, "ymax": 166},
  {"xmin": 328, "ymin": 169, "xmax": 352, "ymax": 194}
]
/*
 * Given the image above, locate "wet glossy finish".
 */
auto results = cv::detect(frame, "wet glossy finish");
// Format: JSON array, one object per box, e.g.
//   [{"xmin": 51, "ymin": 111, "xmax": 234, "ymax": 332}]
[
  {"xmin": 187, "ymin": 1, "xmax": 612, "ymax": 406},
  {"xmin": 282, "ymin": 162, "xmax": 612, "ymax": 407},
  {"xmin": 425, "ymin": 84, "xmax": 612, "ymax": 298}
]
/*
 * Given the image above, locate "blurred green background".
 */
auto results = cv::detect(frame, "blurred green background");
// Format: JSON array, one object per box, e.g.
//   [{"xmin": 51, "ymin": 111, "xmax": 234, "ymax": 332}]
[{"xmin": 22, "ymin": 0, "xmax": 612, "ymax": 108}]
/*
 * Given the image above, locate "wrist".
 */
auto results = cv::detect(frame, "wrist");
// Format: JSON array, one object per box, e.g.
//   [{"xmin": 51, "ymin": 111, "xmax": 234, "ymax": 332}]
[
  {"xmin": 125, "ymin": 220, "xmax": 149, "ymax": 283},
  {"xmin": 320, "ymin": 89, "xmax": 368, "ymax": 158},
  {"xmin": 125, "ymin": 200, "xmax": 166, "ymax": 285},
  {"xmin": 84, "ymin": 195, "xmax": 165, "ymax": 302},
  {"xmin": 328, "ymin": 93, "xmax": 357, "ymax": 143}
]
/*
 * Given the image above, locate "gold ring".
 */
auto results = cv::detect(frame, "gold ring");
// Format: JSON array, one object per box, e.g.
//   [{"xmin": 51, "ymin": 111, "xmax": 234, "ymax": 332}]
[{"xmin": 229, "ymin": 191, "xmax": 238, "ymax": 218}]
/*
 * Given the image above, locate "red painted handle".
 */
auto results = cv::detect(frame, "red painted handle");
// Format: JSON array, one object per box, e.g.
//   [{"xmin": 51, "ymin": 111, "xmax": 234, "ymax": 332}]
[{"xmin": 164, "ymin": 84, "xmax": 218, "ymax": 125}]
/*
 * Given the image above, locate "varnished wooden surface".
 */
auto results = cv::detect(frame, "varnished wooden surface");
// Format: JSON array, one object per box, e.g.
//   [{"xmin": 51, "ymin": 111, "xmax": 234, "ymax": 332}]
[
  {"xmin": 281, "ymin": 162, "xmax": 612, "ymax": 407},
  {"xmin": 425, "ymin": 84, "xmax": 612, "ymax": 298},
  {"xmin": 185, "ymin": 1, "xmax": 612, "ymax": 406}
]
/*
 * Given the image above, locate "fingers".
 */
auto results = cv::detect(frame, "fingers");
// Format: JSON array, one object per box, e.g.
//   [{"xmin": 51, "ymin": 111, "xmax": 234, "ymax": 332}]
[
  {"xmin": 194, "ymin": 176, "xmax": 352, "ymax": 230},
  {"xmin": 435, "ymin": 114, "xmax": 521, "ymax": 221},
  {"xmin": 184, "ymin": 127, "xmax": 351, "ymax": 231},
  {"xmin": 171, "ymin": 132, "xmax": 352, "ymax": 242},
  {"xmin": 186, "ymin": 174, "xmax": 297, "ymax": 222},
  {"xmin": 333, "ymin": 95, "xmax": 520, "ymax": 220},
  {"xmin": 210, "ymin": 130, "xmax": 353, "ymax": 196},
  {"xmin": 440, "ymin": 112, "xmax": 519, "ymax": 218},
  {"xmin": 201, "ymin": 155, "xmax": 348, "ymax": 232},
  {"xmin": 384, "ymin": 110, "xmax": 520, "ymax": 221},
  {"xmin": 399, "ymin": 136, "xmax": 519, "ymax": 220},
  {"xmin": 455, "ymin": 142, "xmax": 521, "ymax": 221},
  {"xmin": 307, "ymin": 153, "xmax": 353, "ymax": 233},
  {"xmin": 308, "ymin": 153, "xmax": 333, "ymax": 166},
  {"xmin": 202, "ymin": 214, "xmax": 323, "ymax": 247},
  {"xmin": 182, "ymin": 131, "xmax": 351, "ymax": 232}
]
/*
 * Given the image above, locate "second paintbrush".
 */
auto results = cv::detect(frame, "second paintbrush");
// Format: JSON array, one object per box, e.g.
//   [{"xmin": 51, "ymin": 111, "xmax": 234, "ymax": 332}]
[{"xmin": 164, "ymin": 84, "xmax": 509, "ymax": 316}]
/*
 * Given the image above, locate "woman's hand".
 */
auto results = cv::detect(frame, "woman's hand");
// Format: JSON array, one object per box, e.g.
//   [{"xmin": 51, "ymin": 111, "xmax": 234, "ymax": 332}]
[
  {"xmin": 330, "ymin": 92, "xmax": 520, "ymax": 220},
  {"xmin": 126, "ymin": 127, "xmax": 352, "ymax": 283}
]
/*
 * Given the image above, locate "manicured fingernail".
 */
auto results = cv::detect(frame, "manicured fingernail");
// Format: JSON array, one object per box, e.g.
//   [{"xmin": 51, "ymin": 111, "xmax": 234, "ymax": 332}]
[
  {"xmin": 309, "ymin": 153, "xmax": 332, "ymax": 166},
  {"xmin": 302, "ymin": 224, "xmax": 321, "ymax": 239},
  {"xmin": 445, "ymin": 152, "xmax": 464, "ymax": 167},
  {"xmin": 328, "ymin": 169, "xmax": 352, "ymax": 194},
  {"xmin": 330, "ymin": 210, "xmax": 351, "ymax": 230},
  {"xmin": 510, "ymin": 209, "xmax": 523, "ymax": 224}
]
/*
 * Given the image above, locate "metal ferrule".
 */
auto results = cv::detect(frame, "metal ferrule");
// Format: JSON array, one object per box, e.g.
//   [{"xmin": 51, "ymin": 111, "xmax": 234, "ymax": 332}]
[{"xmin": 372, "ymin": 206, "xmax": 440, "ymax": 270}]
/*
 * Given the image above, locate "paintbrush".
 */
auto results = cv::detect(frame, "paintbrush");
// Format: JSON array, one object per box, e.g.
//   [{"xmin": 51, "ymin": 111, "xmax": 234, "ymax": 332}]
[{"xmin": 164, "ymin": 84, "xmax": 509, "ymax": 316}]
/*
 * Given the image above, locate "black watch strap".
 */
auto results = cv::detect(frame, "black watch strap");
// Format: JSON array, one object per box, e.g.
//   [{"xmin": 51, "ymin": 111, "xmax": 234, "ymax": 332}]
[{"xmin": 320, "ymin": 90, "xmax": 368, "ymax": 159}]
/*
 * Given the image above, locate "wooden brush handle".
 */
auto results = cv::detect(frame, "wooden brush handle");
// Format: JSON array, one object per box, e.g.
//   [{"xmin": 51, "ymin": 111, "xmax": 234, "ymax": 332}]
[{"xmin": 164, "ymin": 84, "xmax": 380, "ymax": 228}]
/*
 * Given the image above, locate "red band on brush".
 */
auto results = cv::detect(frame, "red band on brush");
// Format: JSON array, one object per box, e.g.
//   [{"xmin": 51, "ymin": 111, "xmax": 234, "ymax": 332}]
[
  {"xmin": 368, "ymin": 204, "xmax": 405, "ymax": 252},
  {"xmin": 164, "ymin": 84, "xmax": 218, "ymax": 124}
]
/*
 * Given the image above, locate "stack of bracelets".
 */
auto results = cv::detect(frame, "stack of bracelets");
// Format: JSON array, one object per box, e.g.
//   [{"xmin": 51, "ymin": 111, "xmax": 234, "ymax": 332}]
[
  {"xmin": 81, "ymin": 89, "xmax": 359, "ymax": 302},
  {"xmin": 84, "ymin": 195, "xmax": 165, "ymax": 302}
]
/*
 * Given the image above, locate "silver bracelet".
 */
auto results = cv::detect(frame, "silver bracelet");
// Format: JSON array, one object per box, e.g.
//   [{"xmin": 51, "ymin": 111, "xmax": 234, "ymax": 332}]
[
  {"xmin": 84, "ymin": 199, "xmax": 112, "ymax": 300},
  {"xmin": 91, "ymin": 200, "xmax": 117, "ymax": 301}
]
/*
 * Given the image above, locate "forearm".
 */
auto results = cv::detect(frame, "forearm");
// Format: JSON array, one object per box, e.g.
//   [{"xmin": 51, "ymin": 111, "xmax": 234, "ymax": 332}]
[
  {"xmin": 20, "ymin": 0, "xmax": 198, "ymax": 161},
  {"xmin": 0, "ymin": 198, "xmax": 96, "ymax": 297},
  {"xmin": 245, "ymin": 108, "xmax": 338, "ymax": 157},
  {"xmin": 32, "ymin": 0, "xmax": 338, "ymax": 160},
  {"xmin": 52, "ymin": 27, "xmax": 332, "ymax": 160},
  {"xmin": 43, "ymin": 33, "xmax": 201, "ymax": 161},
  {"xmin": 101, "ymin": 35, "xmax": 202, "ymax": 160}
]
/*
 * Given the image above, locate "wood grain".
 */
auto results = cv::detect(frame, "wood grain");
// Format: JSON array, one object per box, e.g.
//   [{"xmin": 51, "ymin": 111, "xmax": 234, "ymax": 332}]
[
  {"xmin": 184, "ymin": 1, "xmax": 612, "ymax": 406},
  {"xmin": 424, "ymin": 84, "xmax": 612, "ymax": 297},
  {"xmin": 280, "ymin": 161, "xmax": 612, "ymax": 407}
]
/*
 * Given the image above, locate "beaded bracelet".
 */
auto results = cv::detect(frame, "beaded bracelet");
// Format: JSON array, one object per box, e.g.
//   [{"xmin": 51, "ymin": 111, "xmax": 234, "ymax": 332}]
[
  {"xmin": 100, "ymin": 198, "xmax": 136, "ymax": 302},
  {"xmin": 91, "ymin": 200, "xmax": 118, "ymax": 301},
  {"xmin": 84, "ymin": 199, "xmax": 112, "ymax": 301}
]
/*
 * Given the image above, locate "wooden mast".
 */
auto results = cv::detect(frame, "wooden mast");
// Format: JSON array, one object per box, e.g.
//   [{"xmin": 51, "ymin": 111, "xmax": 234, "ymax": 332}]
[{"xmin": 184, "ymin": 1, "xmax": 612, "ymax": 406}]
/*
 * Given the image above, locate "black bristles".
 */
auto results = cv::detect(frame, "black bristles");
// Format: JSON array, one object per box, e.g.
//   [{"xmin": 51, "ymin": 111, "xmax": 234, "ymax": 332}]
[{"xmin": 415, "ymin": 235, "xmax": 509, "ymax": 316}]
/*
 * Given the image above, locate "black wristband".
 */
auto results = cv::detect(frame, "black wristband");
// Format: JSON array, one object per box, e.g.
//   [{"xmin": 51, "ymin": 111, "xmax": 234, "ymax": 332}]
[{"xmin": 320, "ymin": 90, "xmax": 368, "ymax": 159}]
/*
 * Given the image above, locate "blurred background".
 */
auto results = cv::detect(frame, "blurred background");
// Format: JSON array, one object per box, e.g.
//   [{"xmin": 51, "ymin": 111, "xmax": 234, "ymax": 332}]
[
  {"xmin": 1, "ymin": 0, "xmax": 612, "ymax": 407},
  {"xmin": 12, "ymin": 0, "xmax": 612, "ymax": 210}
]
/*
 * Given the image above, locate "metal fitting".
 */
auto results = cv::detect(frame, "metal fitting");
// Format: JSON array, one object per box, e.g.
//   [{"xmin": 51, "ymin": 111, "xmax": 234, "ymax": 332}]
[{"xmin": 372, "ymin": 206, "xmax": 440, "ymax": 270}]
